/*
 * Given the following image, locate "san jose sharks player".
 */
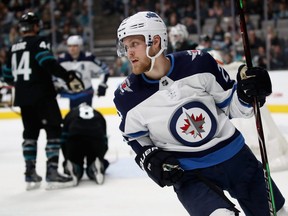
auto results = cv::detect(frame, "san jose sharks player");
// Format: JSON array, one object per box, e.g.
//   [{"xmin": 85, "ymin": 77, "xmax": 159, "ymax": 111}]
[
  {"xmin": 113, "ymin": 11, "xmax": 287, "ymax": 216},
  {"xmin": 56, "ymin": 35, "xmax": 110, "ymax": 109},
  {"xmin": 62, "ymin": 103, "xmax": 109, "ymax": 186},
  {"xmin": 2, "ymin": 12, "xmax": 84, "ymax": 190}
]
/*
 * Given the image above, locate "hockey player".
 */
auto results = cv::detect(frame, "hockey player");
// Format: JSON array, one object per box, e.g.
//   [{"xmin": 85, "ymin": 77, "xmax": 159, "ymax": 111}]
[
  {"xmin": 62, "ymin": 103, "xmax": 109, "ymax": 185},
  {"xmin": 56, "ymin": 35, "xmax": 110, "ymax": 109},
  {"xmin": 114, "ymin": 11, "xmax": 287, "ymax": 216},
  {"xmin": 2, "ymin": 12, "xmax": 84, "ymax": 190}
]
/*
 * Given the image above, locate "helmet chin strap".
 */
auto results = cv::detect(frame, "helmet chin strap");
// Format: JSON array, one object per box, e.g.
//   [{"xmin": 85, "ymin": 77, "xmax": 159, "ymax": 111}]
[{"xmin": 145, "ymin": 46, "xmax": 165, "ymax": 72}]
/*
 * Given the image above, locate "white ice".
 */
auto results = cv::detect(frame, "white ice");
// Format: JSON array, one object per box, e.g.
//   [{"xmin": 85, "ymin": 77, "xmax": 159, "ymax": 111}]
[{"xmin": 0, "ymin": 113, "xmax": 287, "ymax": 216}]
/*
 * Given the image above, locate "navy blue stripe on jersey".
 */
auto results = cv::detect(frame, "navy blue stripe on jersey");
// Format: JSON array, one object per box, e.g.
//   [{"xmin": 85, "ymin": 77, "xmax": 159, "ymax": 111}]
[
  {"xmin": 60, "ymin": 87, "xmax": 94, "ymax": 99},
  {"xmin": 127, "ymin": 139, "xmax": 148, "ymax": 155},
  {"xmin": 126, "ymin": 130, "xmax": 149, "ymax": 139},
  {"xmin": 35, "ymin": 51, "xmax": 55, "ymax": 66},
  {"xmin": 216, "ymin": 83, "xmax": 237, "ymax": 109},
  {"xmin": 177, "ymin": 133, "xmax": 245, "ymax": 170},
  {"xmin": 171, "ymin": 129, "xmax": 242, "ymax": 158}
]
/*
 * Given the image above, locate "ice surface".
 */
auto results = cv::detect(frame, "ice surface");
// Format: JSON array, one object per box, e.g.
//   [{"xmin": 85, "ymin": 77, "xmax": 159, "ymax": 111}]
[{"xmin": 0, "ymin": 114, "xmax": 287, "ymax": 216}]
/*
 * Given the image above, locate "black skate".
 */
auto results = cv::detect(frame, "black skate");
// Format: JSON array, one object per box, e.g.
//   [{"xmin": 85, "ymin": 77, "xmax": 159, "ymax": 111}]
[
  {"xmin": 25, "ymin": 169, "xmax": 42, "ymax": 191},
  {"xmin": 45, "ymin": 166, "xmax": 76, "ymax": 190},
  {"xmin": 88, "ymin": 158, "xmax": 105, "ymax": 185}
]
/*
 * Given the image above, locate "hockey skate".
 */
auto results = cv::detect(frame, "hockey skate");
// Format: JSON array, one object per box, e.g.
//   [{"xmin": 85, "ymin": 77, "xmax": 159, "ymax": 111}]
[
  {"xmin": 65, "ymin": 160, "xmax": 80, "ymax": 186},
  {"xmin": 87, "ymin": 158, "xmax": 105, "ymax": 184},
  {"xmin": 25, "ymin": 169, "xmax": 42, "ymax": 191},
  {"xmin": 45, "ymin": 165, "xmax": 76, "ymax": 190}
]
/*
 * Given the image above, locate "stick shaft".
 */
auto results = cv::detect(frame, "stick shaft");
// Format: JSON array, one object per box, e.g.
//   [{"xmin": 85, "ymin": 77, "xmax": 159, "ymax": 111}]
[{"xmin": 237, "ymin": 1, "xmax": 277, "ymax": 215}]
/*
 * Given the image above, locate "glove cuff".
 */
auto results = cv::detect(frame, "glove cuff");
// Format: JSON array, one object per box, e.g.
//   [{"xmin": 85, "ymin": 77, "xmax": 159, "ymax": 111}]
[
  {"xmin": 237, "ymin": 88, "xmax": 253, "ymax": 107},
  {"xmin": 135, "ymin": 146, "xmax": 160, "ymax": 170},
  {"xmin": 99, "ymin": 83, "xmax": 108, "ymax": 88}
]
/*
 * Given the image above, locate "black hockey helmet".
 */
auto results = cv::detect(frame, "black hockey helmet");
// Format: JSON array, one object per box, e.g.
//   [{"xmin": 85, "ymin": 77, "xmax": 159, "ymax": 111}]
[{"xmin": 19, "ymin": 12, "xmax": 40, "ymax": 32}]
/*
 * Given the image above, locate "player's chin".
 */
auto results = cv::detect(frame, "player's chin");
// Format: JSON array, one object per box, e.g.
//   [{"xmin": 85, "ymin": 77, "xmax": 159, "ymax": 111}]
[{"xmin": 132, "ymin": 66, "xmax": 144, "ymax": 75}]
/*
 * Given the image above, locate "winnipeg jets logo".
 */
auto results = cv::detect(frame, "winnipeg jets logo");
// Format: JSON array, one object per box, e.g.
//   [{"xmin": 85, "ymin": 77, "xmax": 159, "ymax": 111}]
[
  {"xmin": 119, "ymin": 78, "xmax": 133, "ymax": 94},
  {"xmin": 146, "ymin": 12, "xmax": 158, "ymax": 18},
  {"xmin": 180, "ymin": 108, "xmax": 205, "ymax": 138},
  {"xmin": 169, "ymin": 102, "xmax": 216, "ymax": 147},
  {"xmin": 187, "ymin": 50, "xmax": 201, "ymax": 61}
]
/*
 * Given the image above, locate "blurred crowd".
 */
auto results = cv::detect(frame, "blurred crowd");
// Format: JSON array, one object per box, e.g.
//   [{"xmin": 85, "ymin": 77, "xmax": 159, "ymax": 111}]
[
  {"xmin": 1, "ymin": 0, "xmax": 288, "ymax": 76},
  {"xmin": 0, "ymin": 0, "xmax": 92, "ymax": 68},
  {"xmin": 103, "ymin": 0, "xmax": 288, "ymax": 74}
]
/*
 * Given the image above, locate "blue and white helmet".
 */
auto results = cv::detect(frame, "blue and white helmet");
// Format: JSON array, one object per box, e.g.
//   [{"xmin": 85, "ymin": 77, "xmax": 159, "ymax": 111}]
[{"xmin": 117, "ymin": 11, "xmax": 168, "ymax": 57}]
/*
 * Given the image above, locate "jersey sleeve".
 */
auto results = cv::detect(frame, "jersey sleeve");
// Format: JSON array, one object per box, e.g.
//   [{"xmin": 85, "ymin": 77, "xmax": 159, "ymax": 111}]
[
  {"xmin": 2, "ymin": 50, "xmax": 14, "ymax": 84},
  {"xmin": 198, "ymin": 52, "xmax": 253, "ymax": 119},
  {"xmin": 34, "ymin": 38, "xmax": 69, "ymax": 81},
  {"xmin": 114, "ymin": 81, "xmax": 155, "ymax": 155},
  {"xmin": 92, "ymin": 56, "xmax": 110, "ymax": 83}
]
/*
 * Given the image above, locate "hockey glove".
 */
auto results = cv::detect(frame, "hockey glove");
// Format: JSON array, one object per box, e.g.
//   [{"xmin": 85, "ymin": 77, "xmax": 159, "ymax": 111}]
[
  {"xmin": 237, "ymin": 65, "xmax": 272, "ymax": 107},
  {"xmin": 66, "ymin": 70, "xmax": 84, "ymax": 93},
  {"xmin": 135, "ymin": 146, "xmax": 184, "ymax": 187},
  {"xmin": 97, "ymin": 83, "xmax": 108, "ymax": 97}
]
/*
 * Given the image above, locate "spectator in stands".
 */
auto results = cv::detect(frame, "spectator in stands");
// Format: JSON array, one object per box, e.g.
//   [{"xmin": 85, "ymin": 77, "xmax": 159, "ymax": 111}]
[
  {"xmin": 270, "ymin": 44, "xmax": 287, "ymax": 70},
  {"xmin": 183, "ymin": 16, "xmax": 198, "ymax": 34},
  {"xmin": 244, "ymin": 14, "xmax": 256, "ymax": 30},
  {"xmin": 183, "ymin": 3, "xmax": 196, "ymax": 20},
  {"xmin": 208, "ymin": 0, "xmax": 223, "ymax": 18},
  {"xmin": 252, "ymin": 45, "xmax": 267, "ymax": 68},
  {"xmin": 222, "ymin": 32, "xmax": 233, "ymax": 53},
  {"xmin": 267, "ymin": 26, "xmax": 282, "ymax": 47},
  {"xmin": 275, "ymin": 2, "xmax": 288, "ymax": 19},
  {"xmin": 212, "ymin": 23, "xmax": 225, "ymax": 48},
  {"xmin": 167, "ymin": 11, "xmax": 180, "ymax": 30},
  {"xmin": 248, "ymin": 30, "xmax": 265, "ymax": 57},
  {"xmin": 222, "ymin": 0, "xmax": 232, "ymax": 17},
  {"xmin": 247, "ymin": 0, "xmax": 264, "ymax": 19}
]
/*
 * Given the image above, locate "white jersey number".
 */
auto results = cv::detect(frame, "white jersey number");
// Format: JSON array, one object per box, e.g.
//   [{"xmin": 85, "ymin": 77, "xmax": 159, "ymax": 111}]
[
  {"xmin": 79, "ymin": 105, "xmax": 94, "ymax": 119},
  {"xmin": 12, "ymin": 51, "xmax": 32, "ymax": 81}
]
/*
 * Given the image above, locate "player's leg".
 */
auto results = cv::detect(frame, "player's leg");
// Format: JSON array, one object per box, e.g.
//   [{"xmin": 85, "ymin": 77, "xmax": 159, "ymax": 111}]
[
  {"xmin": 226, "ymin": 145, "xmax": 285, "ymax": 216},
  {"xmin": 85, "ymin": 136, "xmax": 109, "ymax": 184},
  {"xmin": 173, "ymin": 171, "xmax": 238, "ymax": 216},
  {"xmin": 40, "ymin": 98, "xmax": 75, "ymax": 189},
  {"xmin": 20, "ymin": 106, "xmax": 42, "ymax": 190},
  {"xmin": 64, "ymin": 135, "xmax": 85, "ymax": 184}
]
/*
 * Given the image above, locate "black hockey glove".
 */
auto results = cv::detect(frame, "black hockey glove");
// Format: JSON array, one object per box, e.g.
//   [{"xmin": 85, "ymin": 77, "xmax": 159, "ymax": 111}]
[
  {"xmin": 237, "ymin": 65, "xmax": 272, "ymax": 107},
  {"xmin": 66, "ymin": 70, "xmax": 84, "ymax": 93},
  {"xmin": 135, "ymin": 146, "xmax": 184, "ymax": 187},
  {"xmin": 97, "ymin": 83, "xmax": 108, "ymax": 97}
]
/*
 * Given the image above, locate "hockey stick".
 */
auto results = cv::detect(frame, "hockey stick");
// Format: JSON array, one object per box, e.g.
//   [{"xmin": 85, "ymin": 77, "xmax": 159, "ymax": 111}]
[{"xmin": 237, "ymin": 1, "xmax": 276, "ymax": 215}]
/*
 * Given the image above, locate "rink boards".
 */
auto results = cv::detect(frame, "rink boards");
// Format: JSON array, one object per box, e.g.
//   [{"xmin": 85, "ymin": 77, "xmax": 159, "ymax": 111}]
[{"xmin": 0, "ymin": 71, "xmax": 287, "ymax": 119}]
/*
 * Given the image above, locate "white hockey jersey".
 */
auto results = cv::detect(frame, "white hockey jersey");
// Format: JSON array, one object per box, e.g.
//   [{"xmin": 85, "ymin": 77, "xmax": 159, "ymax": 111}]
[
  {"xmin": 56, "ymin": 51, "xmax": 109, "ymax": 92},
  {"xmin": 114, "ymin": 50, "xmax": 254, "ymax": 171}
]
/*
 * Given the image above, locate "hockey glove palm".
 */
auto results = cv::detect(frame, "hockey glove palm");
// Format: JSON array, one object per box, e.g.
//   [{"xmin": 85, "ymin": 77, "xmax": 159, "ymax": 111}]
[
  {"xmin": 135, "ymin": 146, "xmax": 184, "ymax": 187},
  {"xmin": 237, "ymin": 65, "xmax": 272, "ymax": 107},
  {"xmin": 66, "ymin": 70, "xmax": 84, "ymax": 93},
  {"xmin": 97, "ymin": 83, "xmax": 108, "ymax": 97}
]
